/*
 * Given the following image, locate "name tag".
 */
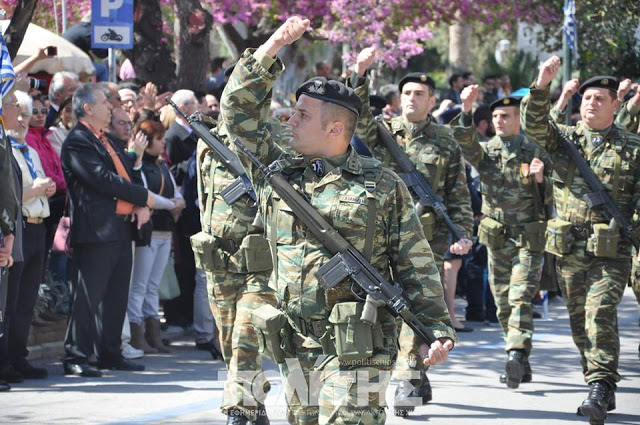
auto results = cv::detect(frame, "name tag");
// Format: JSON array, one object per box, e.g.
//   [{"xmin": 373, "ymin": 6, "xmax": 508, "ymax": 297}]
[{"xmin": 339, "ymin": 195, "xmax": 364, "ymax": 204}]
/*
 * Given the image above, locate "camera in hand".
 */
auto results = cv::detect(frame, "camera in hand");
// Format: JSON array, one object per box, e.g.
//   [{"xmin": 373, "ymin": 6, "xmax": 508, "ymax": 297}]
[
  {"xmin": 29, "ymin": 78, "xmax": 47, "ymax": 90},
  {"xmin": 45, "ymin": 46, "xmax": 57, "ymax": 56}
]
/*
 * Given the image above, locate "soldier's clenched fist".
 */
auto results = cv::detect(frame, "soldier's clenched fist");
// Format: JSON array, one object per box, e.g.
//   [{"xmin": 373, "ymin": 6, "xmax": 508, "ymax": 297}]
[{"xmin": 536, "ymin": 55, "xmax": 561, "ymax": 88}]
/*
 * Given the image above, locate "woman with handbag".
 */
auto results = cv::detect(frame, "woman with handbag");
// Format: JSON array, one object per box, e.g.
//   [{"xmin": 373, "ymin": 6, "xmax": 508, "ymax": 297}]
[{"xmin": 128, "ymin": 120, "xmax": 185, "ymax": 353}]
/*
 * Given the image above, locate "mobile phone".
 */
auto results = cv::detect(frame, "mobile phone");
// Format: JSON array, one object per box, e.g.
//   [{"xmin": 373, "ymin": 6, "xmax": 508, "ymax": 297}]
[{"xmin": 45, "ymin": 46, "xmax": 57, "ymax": 56}]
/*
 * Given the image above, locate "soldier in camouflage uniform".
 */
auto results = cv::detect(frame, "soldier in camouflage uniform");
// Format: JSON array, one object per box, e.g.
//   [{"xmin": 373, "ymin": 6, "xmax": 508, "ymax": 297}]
[
  {"xmin": 452, "ymin": 85, "xmax": 553, "ymax": 389},
  {"xmin": 521, "ymin": 55, "xmax": 640, "ymax": 424},
  {"xmin": 347, "ymin": 48, "xmax": 474, "ymax": 414},
  {"xmin": 220, "ymin": 17, "xmax": 457, "ymax": 425},
  {"xmin": 193, "ymin": 120, "xmax": 278, "ymax": 424}
]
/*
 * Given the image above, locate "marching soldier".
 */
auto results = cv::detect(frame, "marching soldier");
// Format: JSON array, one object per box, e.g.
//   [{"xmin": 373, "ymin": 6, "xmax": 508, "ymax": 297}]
[
  {"xmin": 193, "ymin": 118, "xmax": 278, "ymax": 425},
  {"xmin": 221, "ymin": 17, "xmax": 456, "ymax": 425},
  {"xmin": 452, "ymin": 85, "xmax": 553, "ymax": 388},
  {"xmin": 348, "ymin": 48, "xmax": 473, "ymax": 415},
  {"xmin": 521, "ymin": 55, "xmax": 640, "ymax": 424}
]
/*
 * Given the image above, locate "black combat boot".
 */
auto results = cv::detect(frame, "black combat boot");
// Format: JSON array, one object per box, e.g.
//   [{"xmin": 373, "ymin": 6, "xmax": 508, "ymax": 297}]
[
  {"xmin": 252, "ymin": 404, "xmax": 270, "ymax": 425},
  {"xmin": 500, "ymin": 355, "xmax": 532, "ymax": 384},
  {"xmin": 226, "ymin": 410, "xmax": 249, "ymax": 425},
  {"xmin": 577, "ymin": 381, "xmax": 616, "ymax": 422},
  {"xmin": 394, "ymin": 375, "xmax": 432, "ymax": 417},
  {"xmin": 504, "ymin": 350, "xmax": 526, "ymax": 389}
]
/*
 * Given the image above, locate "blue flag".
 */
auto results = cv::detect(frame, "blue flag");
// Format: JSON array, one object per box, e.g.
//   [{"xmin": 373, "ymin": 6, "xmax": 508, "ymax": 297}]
[{"xmin": 0, "ymin": 34, "xmax": 15, "ymax": 116}]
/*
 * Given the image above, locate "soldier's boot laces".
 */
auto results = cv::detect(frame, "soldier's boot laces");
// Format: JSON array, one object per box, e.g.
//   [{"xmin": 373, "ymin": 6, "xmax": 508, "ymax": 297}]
[
  {"xmin": 393, "ymin": 377, "xmax": 432, "ymax": 417},
  {"xmin": 500, "ymin": 356, "xmax": 532, "ymax": 384},
  {"xmin": 576, "ymin": 380, "xmax": 616, "ymax": 424},
  {"xmin": 226, "ymin": 410, "xmax": 250, "ymax": 425},
  {"xmin": 505, "ymin": 350, "xmax": 526, "ymax": 389}
]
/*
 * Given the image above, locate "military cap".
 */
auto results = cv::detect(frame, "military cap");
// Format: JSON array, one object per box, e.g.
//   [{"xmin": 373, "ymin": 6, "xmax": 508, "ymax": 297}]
[
  {"xmin": 224, "ymin": 62, "xmax": 237, "ymax": 78},
  {"xmin": 369, "ymin": 94, "xmax": 387, "ymax": 111},
  {"xmin": 296, "ymin": 77, "xmax": 362, "ymax": 116},
  {"xmin": 490, "ymin": 96, "xmax": 522, "ymax": 111},
  {"xmin": 398, "ymin": 72, "xmax": 436, "ymax": 93},
  {"xmin": 579, "ymin": 76, "xmax": 619, "ymax": 94}
]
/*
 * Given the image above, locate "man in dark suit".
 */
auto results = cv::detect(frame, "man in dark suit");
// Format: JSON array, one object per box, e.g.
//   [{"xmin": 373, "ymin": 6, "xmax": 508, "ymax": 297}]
[
  {"xmin": 164, "ymin": 90, "xmax": 198, "ymax": 185},
  {"xmin": 45, "ymin": 71, "xmax": 80, "ymax": 128},
  {"xmin": 61, "ymin": 83, "xmax": 154, "ymax": 377}
]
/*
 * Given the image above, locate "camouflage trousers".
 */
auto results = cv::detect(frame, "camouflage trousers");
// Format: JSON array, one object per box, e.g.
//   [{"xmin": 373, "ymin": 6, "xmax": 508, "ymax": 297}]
[
  {"xmin": 487, "ymin": 242, "xmax": 543, "ymax": 356},
  {"xmin": 555, "ymin": 242, "xmax": 630, "ymax": 389},
  {"xmin": 206, "ymin": 269, "xmax": 277, "ymax": 420},
  {"xmin": 394, "ymin": 234, "xmax": 448, "ymax": 384},
  {"xmin": 630, "ymin": 252, "xmax": 640, "ymax": 304},
  {"xmin": 280, "ymin": 331, "xmax": 396, "ymax": 425}
]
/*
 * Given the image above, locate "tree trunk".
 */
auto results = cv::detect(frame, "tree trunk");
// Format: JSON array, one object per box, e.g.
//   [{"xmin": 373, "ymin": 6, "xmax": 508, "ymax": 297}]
[
  {"xmin": 125, "ymin": 0, "xmax": 176, "ymax": 91},
  {"xmin": 174, "ymin": 0, "xmax": 213, "ymax": 93},
  {"xmin": 448, "ymin": 22, "xmax": 472, "ymax": 73},
  {"xmin": 4, "ymin": 0, "xmax": 39, "ymax": 60}
]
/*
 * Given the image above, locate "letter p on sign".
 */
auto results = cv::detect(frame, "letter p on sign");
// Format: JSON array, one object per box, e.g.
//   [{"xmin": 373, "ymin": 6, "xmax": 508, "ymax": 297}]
[{"xmin": 101, "ymin": 0, "xmax": 124, "ymax": 17}]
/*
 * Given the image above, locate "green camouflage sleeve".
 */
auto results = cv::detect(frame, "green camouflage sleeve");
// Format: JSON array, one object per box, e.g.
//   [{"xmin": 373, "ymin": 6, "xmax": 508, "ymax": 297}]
[
  {"xmin": 220, "ymin": 49, "xmax": 287, "ymax": 182},
  {"xmin": 387, "ymin": 170, "xmax": 457, "ymax": 342},
  {"xmin": 540, "ymin": 148, "xmax": 554, "ymax": 207},
  {"xmin": 520, "ymin": 82, "xmax": 563, "ymax": 154},
  {"xmin": 347, "ymin": 74, "xmax": 378, "ymax": 148},
  {"xmin": 550, "ymin": 107, "xmax": 566, "ymax": 124},
  {"xmin": 0, "ymin": 133, "xmax": 18, "ymax": 236},
  {"xmin": 451, "ymin": 112, "xmax": 485, "ymax": 170},
  {"xmin": 615, "ymin": 100, "xmax": 640, "ymax": 134},
  {"xmin": 442, "ymin": 130, "xmax": 475, "ymax": 237}
]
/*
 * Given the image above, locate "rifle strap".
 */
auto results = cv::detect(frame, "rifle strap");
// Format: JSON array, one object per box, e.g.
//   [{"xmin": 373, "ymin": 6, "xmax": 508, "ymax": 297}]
[
  {"xmin": 612, "ymin": 151, "xmax": 621, "ymax": 202},
  {"xmin": 363, "ymin": 196, "xmax": 377, "ymax": 262},
  {"xmin": 531, "ymin": 146, "xmax": 544, "ymax": 220}
]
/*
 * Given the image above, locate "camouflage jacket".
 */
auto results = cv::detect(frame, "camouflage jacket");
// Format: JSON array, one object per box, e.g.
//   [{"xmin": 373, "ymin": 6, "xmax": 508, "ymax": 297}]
[
  {"xmin": 220, "ymin": 49, "xmax": 455, "ymax": 341},
  {"xmin": 349, "ymin": 77, "xmax": 474, "ymax": 239},
  {"xmin": 0, "ymin": 130, "xmax": 18, "ymax": 236},
  {"xmin": 615, "ymin": 99, "xmax": 640, "ymax": 134},
  {"xmin": 452, "ymin": 112, "xmax": 553, "ymax": 226},
  {"xmin": 521, "ymin": 83, "xmax": 640, "ymax": 257}
]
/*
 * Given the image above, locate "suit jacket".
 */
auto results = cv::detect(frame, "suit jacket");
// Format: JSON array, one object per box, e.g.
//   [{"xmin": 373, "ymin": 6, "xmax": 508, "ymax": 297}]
[
  {"xmin": 164, "ymin": 120, "xmax": 197, "ymax": 185},
  {"xmin": 61, "ymin": 123, "xmax": 148, "ymax": 245},
  {"xmin": 45, "ymin": 105, "xmax": 59, "ymax": 129}
]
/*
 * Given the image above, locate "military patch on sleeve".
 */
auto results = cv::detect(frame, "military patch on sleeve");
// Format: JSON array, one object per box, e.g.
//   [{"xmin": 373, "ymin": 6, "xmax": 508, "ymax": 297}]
[{"xmin": 310, "ymin": 157, "xmax": 325, "ymax": 177}]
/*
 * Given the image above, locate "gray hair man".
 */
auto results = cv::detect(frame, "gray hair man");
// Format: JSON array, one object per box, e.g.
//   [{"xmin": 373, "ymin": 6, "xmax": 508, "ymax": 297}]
[{"xmin": 46, "ymin": 71, "xmax": 79, "ymax": 128}]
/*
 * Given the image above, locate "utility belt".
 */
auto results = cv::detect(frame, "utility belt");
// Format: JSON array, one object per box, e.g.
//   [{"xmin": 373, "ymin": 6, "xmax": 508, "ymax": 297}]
[
  {"xmin": 478, "ymin": 216, "xmax": 546, "ymax": 253},
  {"xmin": 250, "ymin": 301, "xmax": 385, "ymax": 365},
  {"xmin": 190, "ymin": 231, "xmax": 272, "ymax": 273},
  {"xmin": 545, "ymin": 218, "xmax": 619, "ymax": 258}
]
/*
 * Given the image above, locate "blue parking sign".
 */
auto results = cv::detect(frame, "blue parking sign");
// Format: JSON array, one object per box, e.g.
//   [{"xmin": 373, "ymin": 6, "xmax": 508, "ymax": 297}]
[{"xmin": 91, "ymin": 0, "xmax": 134, "ymax": 50}]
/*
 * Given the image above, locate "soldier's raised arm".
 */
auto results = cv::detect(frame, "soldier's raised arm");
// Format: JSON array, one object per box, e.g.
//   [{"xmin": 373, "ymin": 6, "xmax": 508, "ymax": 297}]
[
  {"xmin": 451, "ymin": 84, "xmax": 485, "ymax": 169},
  {"xmin": 520, "ymin": 55, "xmax": 564, "ymax": 153},
  {"xmin": 615, "ymin": 86, "xmax": 640, "ymax": 134},
  {"xmin": 550, "ymin": 78, "xmax": 580, "ymax": 124},
  {"xmin": 220, "ymin": 17, "xmax": 310, "ymax": 178},
  {"xmin": 346, "ymin": 47, "xmax": 379, "ymax": 148}
]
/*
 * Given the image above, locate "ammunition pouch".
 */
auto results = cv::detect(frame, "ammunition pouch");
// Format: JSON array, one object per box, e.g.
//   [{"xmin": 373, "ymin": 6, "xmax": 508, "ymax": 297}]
[
  {"xmin": 327, "ymin": 302, "xmax": 384, "ymax": 363},
  {"xmin": 250, "ymin": 304, "xmax": 294, "ymax": 364},
  {"xmin": 523, "ymin": 220, "xmax": 547, "ymax": 253},
  {"xmin": 419, "ymin": 212, "xmax": 435, "ymax": 241},
  {"xmin": 586, "ymin": 223, "xmax": 619, "ymax": 258},
  {"xmin": 545, "ymin": 218, "xmax": 575, "ymax": 256},
  {"xmin": 191, "ymin": 232, "xmax": 272, "ymax": 273},
  {"xmin": 190, "ymin": 231, "xmax": 226, "ymax": 271},
  {"xmin": 478, "ymin": 217, "xmax": 506, "ymax": 249}
]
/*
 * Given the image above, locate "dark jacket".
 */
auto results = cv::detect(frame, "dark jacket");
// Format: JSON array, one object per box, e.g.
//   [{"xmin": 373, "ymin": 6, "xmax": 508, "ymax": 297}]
[
  {"xmin": 61, "ymin": 123, "xmax": 148, "ymax": 245},
  {"xmin": 178, "ymin": 150, "xmax": 201, "ymax": 237},
  {"xmin": 141, "ymin": 153, "xmax": 175, "ymax": 232},
  {"xmin": 164, "ymin": 120, "xmax": 197, "ymax": 185}
]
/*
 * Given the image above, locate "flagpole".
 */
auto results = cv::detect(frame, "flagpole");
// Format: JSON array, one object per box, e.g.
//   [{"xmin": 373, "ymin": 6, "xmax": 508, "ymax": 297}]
[{"xmin": 563, "ymin": 0, "xmax": 573, "ymax": 126}]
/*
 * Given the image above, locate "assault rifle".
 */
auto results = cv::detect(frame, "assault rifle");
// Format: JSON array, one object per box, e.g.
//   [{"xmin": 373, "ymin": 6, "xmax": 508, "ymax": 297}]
[
  {"xmin": 167, "ymin": 99, "xmax": 256, "ymax": 205},
  {"xmin": 233, "ymin": 138, "xmax": 438, "ymax": 348},
  {"xmin": 560, "ymin": 131, "xmax": 640, "ymax": 247},
  {"xmin": 375, "ymin": 116, "xmax": 465, "ymax": 242}
]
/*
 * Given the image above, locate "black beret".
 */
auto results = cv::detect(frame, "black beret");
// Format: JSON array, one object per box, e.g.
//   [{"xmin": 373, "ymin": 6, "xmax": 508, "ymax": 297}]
[
  {"xmin": 369, "ymin": 94, "xmax": 387, "ymax": 111},
  {"xmin": 579, "ymin": 76, "xmax": 619, "ymax": 94},
  {"xmin": 490, "ymin": 96, "xmax": 521, "ymax": 111},
  {"xmin": 223, "ymin": 63, "xmax": 237, "ymax": 78},
  {"xmin": 295, "ymin": 77, "xmax": 362, "ymax": 116},
  {"xmin": 398, "ymin": 72, "xmax": 436, "ymax": 93}
]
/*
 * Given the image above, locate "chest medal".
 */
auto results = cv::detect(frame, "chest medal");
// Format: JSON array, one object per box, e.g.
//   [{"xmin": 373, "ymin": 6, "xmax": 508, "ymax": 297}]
[{"xmin": 310, "ymin": 157, "xmax": 325, "ymax": 177}]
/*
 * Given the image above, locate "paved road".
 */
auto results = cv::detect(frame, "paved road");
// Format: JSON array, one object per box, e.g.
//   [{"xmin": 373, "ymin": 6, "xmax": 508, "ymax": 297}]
[{"xmin": 3, "ymin": 289, "xmax": 640, "ymax": 425}]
